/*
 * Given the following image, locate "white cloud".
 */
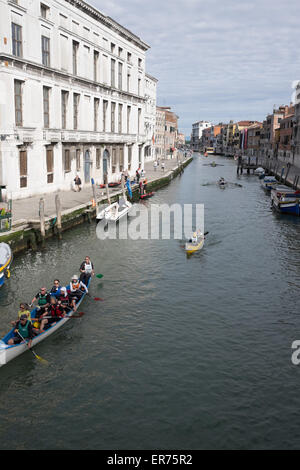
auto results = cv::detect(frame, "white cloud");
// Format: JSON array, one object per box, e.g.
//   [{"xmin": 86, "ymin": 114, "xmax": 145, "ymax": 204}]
[{"xmin": 91, "ymin": 0, "xmax": 300, "ymax": 135}]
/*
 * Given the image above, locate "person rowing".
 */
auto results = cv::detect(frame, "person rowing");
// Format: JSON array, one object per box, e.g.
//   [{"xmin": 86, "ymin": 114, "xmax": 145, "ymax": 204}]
[
  {"xmin": 39, "ymin": 297, "xmax": 65, "ymax": 332},
  {"xmin": 50, "ymin": 279, "xmax": 62, "ymax": 298},
  {"xmin": 58, "ymin": 286, "xmax": 75, "ymax": 311},
  {"xmin": 31, "ymin": 287, "xmax": 51, "ymax": 314},
  {"xmin": 11, "ymin": 303, "xmax": 32, "ymax": 326},
  {"xmin": 69, "ymin": 275, "xmax": 88, "ymax": 310},
  {"xmin": 7, "ymin": 314, "xmax": 34, "ymax": 347}
]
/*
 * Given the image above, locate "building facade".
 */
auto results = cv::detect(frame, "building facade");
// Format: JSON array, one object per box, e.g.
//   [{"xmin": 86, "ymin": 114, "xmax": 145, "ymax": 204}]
[
  {"xmin": 143, "ymin": 73, "xmax": 157, "ymax": 164},
  {"xmin": 0, "ymin": 0, "xmax": 153, "ymax": 199},
  {"xmin": 191, "ymin": 121, "xmax": 211, "ymax": 152},
  {"xmin": 155, "ymin": 106, "xmax": 179, "ymax": 159}
]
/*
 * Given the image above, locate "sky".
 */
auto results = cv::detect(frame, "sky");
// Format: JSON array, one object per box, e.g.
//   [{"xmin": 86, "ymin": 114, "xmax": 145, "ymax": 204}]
[{"xmin": 91, "ymin": 0, "xmax": 300, "ymax": 136}]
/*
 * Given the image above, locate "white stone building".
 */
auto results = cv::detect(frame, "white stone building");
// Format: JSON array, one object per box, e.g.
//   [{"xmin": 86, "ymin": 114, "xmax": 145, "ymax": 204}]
[
  {"xmin": 191, "ymin": 121, "xmax": 211, "ymax": 152},
  {"xmin": 143, "ymin": 73, "xmax": 157, "ymax": 164},
  {"xmin": 0, "ymin": 0, "xmax": 153, "ymax": 199}
]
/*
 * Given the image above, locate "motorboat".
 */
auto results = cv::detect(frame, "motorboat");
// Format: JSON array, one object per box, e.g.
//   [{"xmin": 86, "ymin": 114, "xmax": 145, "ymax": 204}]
[
  {"xmin": 96, "ymin": 197, "xmax": 132, "ymax": 222},
  {"xmin": 0, "ymin": 243, "xmax": 12, "ymax": 288},
  {"xmin": 271, "ymin": 186, "xmax": 300, "ymax": 216},
  {"xmin": 261, "ymin": 176, "xmax": 277, "ymax": 191},
  {"xmin": 185, "ymin": 230, "xmax": 205, "ymax": 255}
]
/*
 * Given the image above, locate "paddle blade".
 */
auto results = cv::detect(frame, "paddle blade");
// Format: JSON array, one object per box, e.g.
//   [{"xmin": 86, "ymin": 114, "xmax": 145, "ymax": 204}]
[
  {"xmin": 33, "ymin": 352, "xmax": 49, "ymax": 365},
  {"xmin": 96, "ymin": 274, "xmax": 103, "ymax": 279},
  {"xmin": 93, "ymin": 297, "xmax": 104, "ymax": 301}
]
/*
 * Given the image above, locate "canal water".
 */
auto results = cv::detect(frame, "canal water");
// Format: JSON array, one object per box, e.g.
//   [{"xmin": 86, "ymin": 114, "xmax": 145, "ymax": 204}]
[{"xmin": 0, "ymin": 155, "xmax": 300, "ymax": 450}]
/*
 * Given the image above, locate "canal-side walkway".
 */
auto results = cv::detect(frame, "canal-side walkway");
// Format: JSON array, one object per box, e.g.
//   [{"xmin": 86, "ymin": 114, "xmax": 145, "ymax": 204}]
[
  {"xmin": 0, "ymin": 155, "xmax": 192, "ymax": 253},
  {"xmin": 11, "ymin": 157, "xmax": 187, "ymax": 223}
]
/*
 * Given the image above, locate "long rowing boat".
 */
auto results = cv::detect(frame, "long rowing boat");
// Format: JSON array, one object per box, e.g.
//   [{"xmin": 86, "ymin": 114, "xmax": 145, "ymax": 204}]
[{"xmin": 0, "ymin": 276, "xmax": 91, "ymax": 367}]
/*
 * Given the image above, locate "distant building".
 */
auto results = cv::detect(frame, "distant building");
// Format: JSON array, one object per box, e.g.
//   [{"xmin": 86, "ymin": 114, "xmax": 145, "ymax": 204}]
[
  {"xmin": 191, "ymin": 121, "xmax": 211, "ymax": 152},
  {"xmin": 155, "ymin": 106, "xmax": 179, "ymax": 159},
  {"xmin": 144, "ymin": 73, "xmax": 158, "ymax": 164}
]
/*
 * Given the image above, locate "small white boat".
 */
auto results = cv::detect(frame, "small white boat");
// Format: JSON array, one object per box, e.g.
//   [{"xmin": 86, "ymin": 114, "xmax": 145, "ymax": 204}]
[
  {"xmin": 0, "ymin": 243, "xmax": 12, "ymax": 288},
  {"xmin": 185, "ymin": 229, "xmax": 205, "ymax": 254},
  {"xmin": 218, "ymin": 178, "xmax": 227, "ymax": 188},
  {"xmin": 96, "ymin": 197, "xmax": 132, "ymax": 222}
]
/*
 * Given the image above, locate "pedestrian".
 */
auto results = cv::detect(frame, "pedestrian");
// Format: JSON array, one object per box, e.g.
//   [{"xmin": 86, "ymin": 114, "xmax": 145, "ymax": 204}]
[
  {"xmin": 154, "ymin": 161, "xmax": 157, "ymax": 171},
  {"xmin": 161, "ymin": 162, "xmax": 165, "ymax": 172},
  {"xmin": 74, "ymin": 175, "xmax": 82, "ymax": 192},
  {"xmin": 136, "ymin": 169, "xmax": 140, "ymax": 184}
]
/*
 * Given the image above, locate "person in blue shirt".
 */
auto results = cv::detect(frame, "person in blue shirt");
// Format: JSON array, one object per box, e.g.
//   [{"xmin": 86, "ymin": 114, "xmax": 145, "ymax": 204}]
[{"xmin": 50, "ymin": 279, "xmax": 61, "ymax": 298}]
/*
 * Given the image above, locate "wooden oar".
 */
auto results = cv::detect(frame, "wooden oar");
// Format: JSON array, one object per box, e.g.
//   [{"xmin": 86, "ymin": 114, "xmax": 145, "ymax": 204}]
[
  {"xmin": 96, "ymin": 274, "xmax": 104, "ymax": 279},
  {"xmin": 17, "ymin": 331, "xmax": 48, "ymax": 365}
]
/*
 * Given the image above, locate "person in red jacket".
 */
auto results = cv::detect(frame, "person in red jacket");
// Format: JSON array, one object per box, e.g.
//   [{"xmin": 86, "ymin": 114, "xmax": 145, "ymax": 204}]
[{"xmin": 39, "ymin": 297, "xmax": 65, "ymax": 332}]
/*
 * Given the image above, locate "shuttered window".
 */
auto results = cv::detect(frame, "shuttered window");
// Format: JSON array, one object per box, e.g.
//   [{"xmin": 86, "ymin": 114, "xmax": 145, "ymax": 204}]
[
  {"xmin": 112, "ymin": 147, "xmax": 116, "ymax": 173},
  {"xmin": 111, "ymin": 59, "xmax": 115, "ymax": 88},
  {"xmin": 41, "ymin": 36, "xmax": 50, "ymax": 66},
  {"xmin": 14, "ymin": 80, "xmax": 23, "ymax": 127},
  {"xmin": 111, "ymin": 102, "xmax": 116, "ymax": 133},
  {"xmin": 19, "ymin": 150, "xmax": 27, "ymax": 188},
  {"xmin": 46, "ymin": 147, "xmax": 54, "ymax": 183},
  {"xmin": 128, "ymin": 145, "xmax": 132, "ymax": 170},
  {"xmin": 43, "ymin": 86, "xmax": 50, "ymax": 128},
  {"xmin": 12, "ymin": 23, "xmax": 22, "ymax": 57},
  {"xmin": 96, "ymin": 148, "xmax": 101, "ymax": 169},
  {"xmin": 118, "ymin": 104, "xmax": 123, "ymax": 134},
  {"xmin": 119, "ymin": 146, "xmax": 124, "ymax": 171},
  {"xmin": 64, "ymin": 149, "xmax": 71, "ymax": 172},
  {"xmin": 61, "ymin": 91, "xmax": 68, "ymax": 129},
  {"xmin": 76, "ymin": 149, "xmax": 81, "ymax": 171}
]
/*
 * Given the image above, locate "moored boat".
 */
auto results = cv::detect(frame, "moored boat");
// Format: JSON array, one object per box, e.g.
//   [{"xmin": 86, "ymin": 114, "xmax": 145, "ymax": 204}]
[
  {"xmin": 261, "ymin": 176, "xmax": 277, "ymax": 191},
  {"xmin": 0, "ymin": 277, "xmax": 91, "ymax": 367},
  {"xmin": 0, "ymin": 243, "xmax": 12, "ymax": 288},
  {"xmin": 96, "ymin": 197, "xmax": 132, "ymax": 222},
  {"xmin": 185, "ymin": 230, "xmax": 205, "ymax": 255},
  {"xmin": 140, "ymin": 192, "xmax": 155, "ymax": 200},
  {"xmin": 271, "ymin": 186, "xmax": 300, "ymax": 216}
]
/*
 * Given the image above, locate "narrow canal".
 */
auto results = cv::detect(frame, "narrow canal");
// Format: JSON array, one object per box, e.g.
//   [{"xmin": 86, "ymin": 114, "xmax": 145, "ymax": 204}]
[{"xmin": 0, "ymin": 155, "xmax": 300, "ymax": 450}]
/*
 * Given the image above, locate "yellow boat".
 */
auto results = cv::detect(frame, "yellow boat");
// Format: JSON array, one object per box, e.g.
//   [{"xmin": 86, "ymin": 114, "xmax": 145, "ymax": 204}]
[{"xmin": 185, "ymin": 230, "xmax": 205, "ymax": 254}]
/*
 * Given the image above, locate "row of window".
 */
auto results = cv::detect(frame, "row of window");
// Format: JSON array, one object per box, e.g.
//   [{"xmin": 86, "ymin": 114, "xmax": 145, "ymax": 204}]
[
  {"xmin": 18, "ymin": 145, "xmax": 133, "ymax": 188},
  {"xmin": 38, "ymin": 2, "xmax": 143, "ymax": 65},
  {"xmin": 14, "ymin": 80, "xmax": 142, "ymax": 133},
  {"xmin": 11, "ymin": 19, "xmax": 143, "ymax": 93}
]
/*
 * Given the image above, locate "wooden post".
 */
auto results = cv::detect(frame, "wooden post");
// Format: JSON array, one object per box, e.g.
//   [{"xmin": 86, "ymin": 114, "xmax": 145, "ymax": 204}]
[
  {"xmin": 105, "ymin": 173, "xmax": 111, "ymax": 205},
  {"xmin": 91, "ymin": 177, "xmax": 97, "ymax": 211},
  {"xmin": 39, "ymin": 197, "xmax": 45, "ymax": 246},
  {"xmin": 55, "ymin": 194, "xmax": 62, "ymax": 239},
  {"xmin": 121, "ymin": 173, "xmax": 126, "ymax": 200},
  {"xmin": 284, "ymin": 164, "xmax": 290, "ymax": 185}
]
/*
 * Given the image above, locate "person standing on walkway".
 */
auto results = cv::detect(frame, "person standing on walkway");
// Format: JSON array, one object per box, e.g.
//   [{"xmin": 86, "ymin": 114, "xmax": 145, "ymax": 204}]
[
  {"xmin": 74, "ymin": 175, "xmax": 82, "ymax": 192},
  {"xmin": 154, "ymin": 161, "xmax": 157, "ymax": 171},
  {"xmin": 136, "ymin": 169, "xmax": 140, "ymax": 184},
  {"xmin": 161, "ymin": 162, "xmax": 165, "ymax": 172}
]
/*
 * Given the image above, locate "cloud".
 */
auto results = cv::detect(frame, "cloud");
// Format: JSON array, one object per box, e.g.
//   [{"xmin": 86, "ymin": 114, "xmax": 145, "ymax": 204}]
[{"xmin": 91, "ymin": 0, "xmax": 300, "ymax": 135}]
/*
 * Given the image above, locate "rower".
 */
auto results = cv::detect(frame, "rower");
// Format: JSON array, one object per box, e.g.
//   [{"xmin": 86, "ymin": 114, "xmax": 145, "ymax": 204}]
[
  {"xmin": 39, "ymin": 297, "xmax": 65, "ymax": 332},
  {"xmin": 7, "ymin": 314, "xmax": 33, "ymax": 347},
  {"xmin": 69, "ymin": 275, "xmax": 88, "ymax": 310},
  {"xmin": 31, "ymin": 287, "xmax": 51, "ymax": 314},
  {"xmin": 50, "ymin": 279, "xmax": 61, "ymax": 298},
  {"xmin": 191, "ymin": 232, "xmax": 198, "ymax": 244}
]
